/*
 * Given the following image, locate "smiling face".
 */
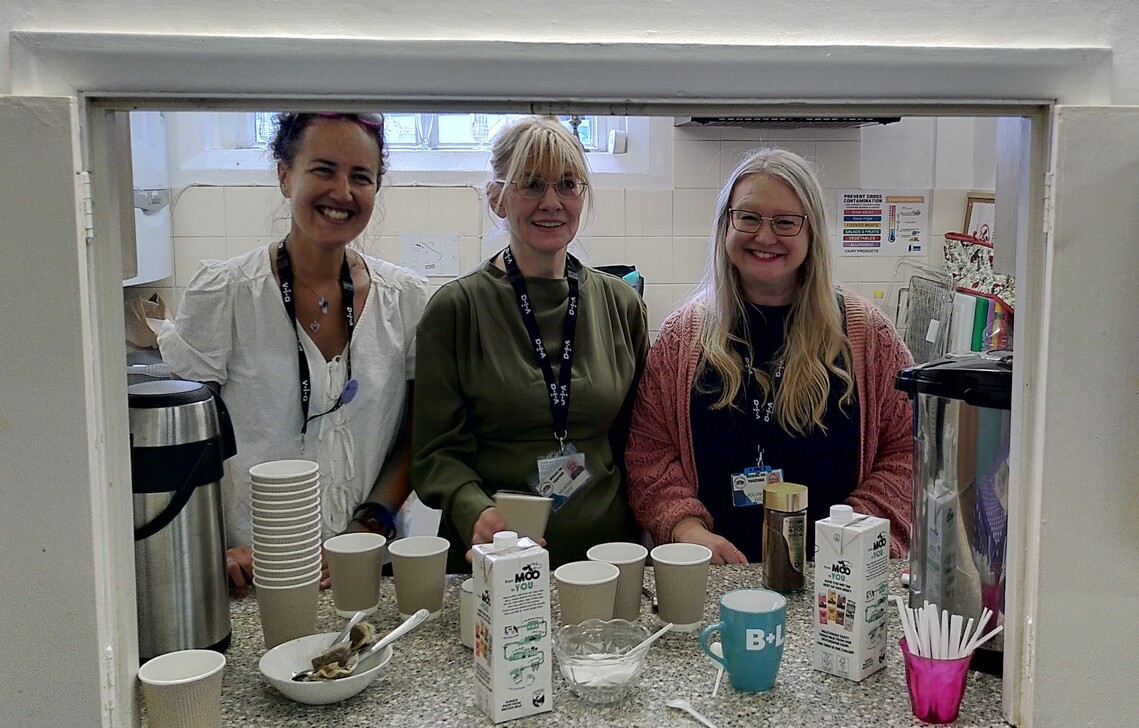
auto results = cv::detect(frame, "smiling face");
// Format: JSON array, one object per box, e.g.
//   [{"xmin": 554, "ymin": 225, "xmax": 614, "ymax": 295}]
[
  {"xmin": 277, "ymin": 117, "xmax": 381, "ymax": 252},
  {"xmin": 490, "ymin": 164, "xmax": 584, "ymax": 272},
  {"xmin": 725, "ymin": 173, "xmax": 810, "ymax": 305}
]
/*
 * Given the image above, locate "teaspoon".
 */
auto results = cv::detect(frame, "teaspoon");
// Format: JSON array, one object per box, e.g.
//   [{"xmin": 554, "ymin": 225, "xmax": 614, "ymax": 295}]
[
  {"xmin": 708, "ymin": 642, "xmax": 724, "ymax": 697},
  {"xmin": 292, "ymin": 608, "xmax": 429, "ymax": 681},
  {"xmin": 666, "ymin": 697, "xmax": 721, "ymax": 728}
]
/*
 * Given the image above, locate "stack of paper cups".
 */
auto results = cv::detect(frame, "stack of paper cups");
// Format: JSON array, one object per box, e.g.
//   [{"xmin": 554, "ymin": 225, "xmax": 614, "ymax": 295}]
[{"xmin": 249, "ymin": 459, "xmax": 322, "ymax": 648}]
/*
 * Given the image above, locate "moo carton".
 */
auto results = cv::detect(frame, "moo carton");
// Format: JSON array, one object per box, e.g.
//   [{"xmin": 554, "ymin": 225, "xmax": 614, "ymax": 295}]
[
  {"xmin": 472, "ymin": 531, "xmax": 553, "ymax": 723},
  {"xmin": 814, "ymin": 505, "xmax": 890, "ymax": 681},
  {"xmin": 922, "ymin": 479, "xmax": 958, "ymax": 608}
]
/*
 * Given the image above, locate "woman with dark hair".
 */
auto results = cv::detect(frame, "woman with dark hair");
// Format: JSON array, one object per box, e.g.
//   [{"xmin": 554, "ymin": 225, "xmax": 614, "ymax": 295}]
[
  {"xmin": 158, "ymin": 113, "xmax": 429, "ymax": 594},
  {"xmin": 626, "ymin": 148, "xmax": 913, "ymax": 564},
  {"xmin": 411, "ymin": 116, "xmax": 649, "ymax": 572}
]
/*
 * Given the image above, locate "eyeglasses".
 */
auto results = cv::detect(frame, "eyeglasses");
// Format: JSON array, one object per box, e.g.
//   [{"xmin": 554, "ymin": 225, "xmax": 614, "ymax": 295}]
[
  {"xmin": 728, "ymin": 209, "xmax": 808, "ymax": 237},
  {"xmin": 497, "ymin": 177, "xmax": 588, "ymax": 199}
]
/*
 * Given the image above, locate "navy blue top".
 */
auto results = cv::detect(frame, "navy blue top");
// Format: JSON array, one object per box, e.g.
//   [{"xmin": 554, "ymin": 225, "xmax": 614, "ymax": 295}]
[{"xmin": 690, "ymin": 303, "xmax": 860, "ymax": 562}]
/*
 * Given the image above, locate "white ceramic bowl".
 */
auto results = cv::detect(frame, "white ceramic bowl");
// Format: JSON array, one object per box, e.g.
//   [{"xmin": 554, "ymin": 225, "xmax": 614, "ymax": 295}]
[{"xmin": 259, "ymin": 632, "xmax": 393, "ymax": 705}]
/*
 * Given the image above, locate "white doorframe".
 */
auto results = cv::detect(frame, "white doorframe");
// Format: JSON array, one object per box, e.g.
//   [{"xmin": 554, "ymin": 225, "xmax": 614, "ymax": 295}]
[{"xmin": 6, "ymin": 34, "xmax": 1106, "ymax": 727}]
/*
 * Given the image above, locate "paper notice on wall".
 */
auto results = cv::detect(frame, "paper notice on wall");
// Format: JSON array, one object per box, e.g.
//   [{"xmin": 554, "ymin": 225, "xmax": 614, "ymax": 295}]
[
  {"xmin": 835, "ymin": 190, "xmax": 929, "ymax": 257},
  {"xmin": 399, "ymin": 232, "xmax": 460, "ymax": 277}
]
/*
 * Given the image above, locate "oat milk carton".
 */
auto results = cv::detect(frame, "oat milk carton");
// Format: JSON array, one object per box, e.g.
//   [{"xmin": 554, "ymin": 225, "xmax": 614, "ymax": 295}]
[
  {"xmin": 922, "ymin": 478, "xmax": 959, "ymax": 608},
  {"xmin": 472, "ymin": 530, "xmax": 553, "ymax": 723},
  {"xmin": 814, "ymin": 505, "xmax": 890, "ymax": 681}
]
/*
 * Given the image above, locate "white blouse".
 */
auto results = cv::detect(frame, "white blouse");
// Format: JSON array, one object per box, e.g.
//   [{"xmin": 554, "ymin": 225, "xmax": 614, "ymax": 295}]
[{"xmin": 158, "ymin": 246, "xmax": 429, "ymax": 547}]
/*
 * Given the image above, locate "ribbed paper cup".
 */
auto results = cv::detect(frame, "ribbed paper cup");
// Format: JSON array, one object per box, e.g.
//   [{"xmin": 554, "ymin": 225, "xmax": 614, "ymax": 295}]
[
  {"xmin": 324, "ymin": 532, "xmax": 387, "ymax": 617},
  {"xmin": 255, "ymin": 575, "xmax": 320, "ymax": 649},
  {"xmin": 138, "ymin": 649, "xmax": 226, "ymax": 728},
  {"xmin": 250, "ymin": 492, "xmax": 320, "ymax": 513},
  {"xmin": 387, "ymin": 536, "xmax": 450, "ymax": 620},
  {"xmin": 460, "ymin": 578, "xmax": 475, "ymax": 649},
  {"xmin": 251, "ymin": 506, "xmax": 320, "ymax": 529},
  {"xmin": 253, "ymin": 533, "xmax": 321, "ymax": 557},
  {"xmin": 555, "ymin": 560, "xmax": 620, "ymax": 625},
  {"xmin": 252, "ymin": 522, "xmax": 321, "ymax": 546},
  {"xmin": 251, "ymin": 515, "xmax": 321, "ymax": 539},
  {"xmin": 252, "ymin": 548, "xmax": 322, "ymax": 574},
  {"xmin": 249, "ymin": 459, "xmax": 319, "ymax": 484},
  {"xmin": 492, "ymin": 492, "xmax": 552, "ymax": 541},
  {"xmin": 650, "ymin": 543, "xmax": 712, "ymax": 632},
  {"xmin": 253, "ymin": 561, "xmax": 322, "ymax": 585},
  {"xmin": 587, "ymin": 542, "xmax": 649, "ymax": 622},
  {"xmin": 250, "ymin": 475, "xmax": 320, "ymax": 497}
]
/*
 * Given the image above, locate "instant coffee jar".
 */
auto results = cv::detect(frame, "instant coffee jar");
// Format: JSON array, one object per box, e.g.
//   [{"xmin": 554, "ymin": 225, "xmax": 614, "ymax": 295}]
[{"xmin": 762, "ymin": 482, "xmax": 808, "ymax": 592}]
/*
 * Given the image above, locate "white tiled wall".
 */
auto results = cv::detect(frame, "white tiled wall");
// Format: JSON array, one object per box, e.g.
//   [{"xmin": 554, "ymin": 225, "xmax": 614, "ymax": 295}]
[{"xmin": 129, "ymin": 123, "xmax": 976, "ymax": 336}]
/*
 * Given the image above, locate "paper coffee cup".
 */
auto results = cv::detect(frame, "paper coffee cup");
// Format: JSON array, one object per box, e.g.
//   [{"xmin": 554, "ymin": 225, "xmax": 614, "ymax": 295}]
[
  {"xmin": 255, "ymin": 576, "xmax": 319, "ymax": 648},
  {"xmin": 587, "ymin": 541, "xmax": 648, "ymax": 622},
  {"xmin": 388, "ymin": 535, "xmax": 450, "ymax": 620},
  {"xmin": 138, "ymin": 649, "xmax": 226, "ymax": 728},
  {"xmin": 492, "ymin": 492, "xmax": 552, "ymax": 542},
  {"xmin": 324, "ymin": 532, "xmax": 387, "ymax": 617},
  {"xmin": 460, "ymin": 577, "xmax": 475, "ymax": 649},
  {"xmin": 650, "ymin": 543, "xmax": 712, "ymax": 632},
  {"xmin": 554, "ymin": 560, "xmax": 620, "ymax": 625}
]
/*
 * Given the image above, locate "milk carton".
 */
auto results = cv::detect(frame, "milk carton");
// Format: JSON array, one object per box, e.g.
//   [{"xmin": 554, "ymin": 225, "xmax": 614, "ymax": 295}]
[
  {"xmin": 814, "ymin": 505, "xmax": 890, "ymax": 681},
  {"xmin": 472, "ymin": 531, "xmax": 553, "ymax": 723},
  {"xmin": 922, "ymin": 479, "xmax": 958, "ymax": 608}
]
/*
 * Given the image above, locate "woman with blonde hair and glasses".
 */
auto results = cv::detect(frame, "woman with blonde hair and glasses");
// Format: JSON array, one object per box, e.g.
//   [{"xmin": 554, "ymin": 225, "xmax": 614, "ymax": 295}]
[
  {"xmin": 412, "ymin": 116, "xmax": 649, "ymax": 571},
  {"xmin": 626, "ymin": 148, "xmax": 912, "ymax": 564}
]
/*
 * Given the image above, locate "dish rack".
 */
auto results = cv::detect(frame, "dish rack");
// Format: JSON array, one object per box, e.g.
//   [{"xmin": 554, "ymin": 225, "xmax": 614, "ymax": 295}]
[{"xmin": 884, "ymin": 260, "xmax": 955, "ymax": 364}]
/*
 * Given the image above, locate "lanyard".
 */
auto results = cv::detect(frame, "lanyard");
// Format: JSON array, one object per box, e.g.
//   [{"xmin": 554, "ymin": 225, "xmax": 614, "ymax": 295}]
[
  {"xmin": 737, "ymin": 338, "xmax": 786, "ymax": 469},
  {"xmin": 501, "ymin": 246, "xmax": 580, "ymax": 448},
  {"xmin": 276, "ymin": 239, "xmax": 357, "ymax": 435}
]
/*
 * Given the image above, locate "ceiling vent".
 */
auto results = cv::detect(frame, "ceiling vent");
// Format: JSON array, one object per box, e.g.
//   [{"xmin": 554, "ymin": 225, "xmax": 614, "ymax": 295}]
[{"xmin": 674, "ymin": 116, "xmax": 901, "ymax": 129}]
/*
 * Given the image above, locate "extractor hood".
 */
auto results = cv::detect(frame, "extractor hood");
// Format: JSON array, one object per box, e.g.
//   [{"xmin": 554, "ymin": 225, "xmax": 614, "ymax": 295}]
[{"xmin": 674, "ymin": 116, "xmax": 900, "ymax": 129}]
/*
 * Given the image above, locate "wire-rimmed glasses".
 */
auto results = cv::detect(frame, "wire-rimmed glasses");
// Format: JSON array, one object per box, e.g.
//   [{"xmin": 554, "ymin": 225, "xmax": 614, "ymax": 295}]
[
  {"xmin": 497, "ymin": 177, "xmax": 588, "ymax": 199},
  {"xmin": 728, "ymin": 209, "xmax": 807, "ymax": 237}
]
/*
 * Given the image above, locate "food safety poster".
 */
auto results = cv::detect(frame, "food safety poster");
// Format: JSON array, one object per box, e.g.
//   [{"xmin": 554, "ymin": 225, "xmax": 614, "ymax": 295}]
[{"xmin": 835, "ymin": 190, "xmax": 929, "ymax": 257}]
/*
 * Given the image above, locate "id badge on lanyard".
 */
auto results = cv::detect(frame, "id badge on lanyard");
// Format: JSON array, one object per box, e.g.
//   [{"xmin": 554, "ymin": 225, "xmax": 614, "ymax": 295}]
[
  {"xmin": 501, "ymin": 247, "xmax": 592, "ymax": 511},
  {"xmin": 531, "ymin": 442, "xmax": 592, "ymax": 511}
]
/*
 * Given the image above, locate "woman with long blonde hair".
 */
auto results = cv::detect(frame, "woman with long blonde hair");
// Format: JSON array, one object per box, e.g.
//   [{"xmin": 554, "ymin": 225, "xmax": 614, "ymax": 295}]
[{"xmin": 626, "ymin": 148, "xmax": 913, "ymax": 563}]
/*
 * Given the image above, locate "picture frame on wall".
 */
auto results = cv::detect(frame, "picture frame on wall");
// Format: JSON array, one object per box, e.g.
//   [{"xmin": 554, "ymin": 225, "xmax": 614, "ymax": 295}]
[{"xmin": 963, "ymin": 191, "xmax": 996, "ymax": 243}]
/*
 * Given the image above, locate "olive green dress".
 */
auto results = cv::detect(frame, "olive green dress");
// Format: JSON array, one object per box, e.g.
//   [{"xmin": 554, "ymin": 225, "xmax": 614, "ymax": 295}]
[{"xmin": 411, "ymin": 257, "xmax": 649, "ymax": 571}]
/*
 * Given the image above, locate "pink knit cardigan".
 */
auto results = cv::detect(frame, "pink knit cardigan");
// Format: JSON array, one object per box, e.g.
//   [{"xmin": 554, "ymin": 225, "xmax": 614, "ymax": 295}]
[{"xmin": 626, "ymin": 291, "xmax": 915, "ymax": 558}]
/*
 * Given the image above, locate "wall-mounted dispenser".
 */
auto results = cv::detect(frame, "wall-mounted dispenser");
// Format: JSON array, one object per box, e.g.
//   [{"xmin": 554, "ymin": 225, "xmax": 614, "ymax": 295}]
[{"xmin": 124, "ymin": 111, "xmax": 173, "ymax": 286}]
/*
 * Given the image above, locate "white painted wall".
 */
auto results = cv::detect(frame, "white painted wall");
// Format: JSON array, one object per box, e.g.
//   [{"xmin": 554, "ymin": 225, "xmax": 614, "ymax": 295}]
[
  {"xmin": 3, "ymin": 2, "xmax": 1139, "ymax": 727},
  {"xmin": 0, "ymin": 0, "xmax": 1135, "ymax": 100},
  {"xmin": 133, "ymin": 116, "xmax": 991, "ymax": 337}
]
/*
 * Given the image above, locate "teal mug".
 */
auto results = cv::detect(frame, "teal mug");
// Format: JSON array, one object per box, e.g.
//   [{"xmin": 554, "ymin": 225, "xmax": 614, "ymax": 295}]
[{"xmin": 699, "ymin": 589, "xmax": 787, "ymax": 693}]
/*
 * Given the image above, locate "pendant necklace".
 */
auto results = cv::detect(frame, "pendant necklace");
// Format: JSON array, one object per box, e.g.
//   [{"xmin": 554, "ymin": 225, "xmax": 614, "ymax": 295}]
[{"xmin": 294, "ymin": 277, "xmax": 336, "ymax": 332}]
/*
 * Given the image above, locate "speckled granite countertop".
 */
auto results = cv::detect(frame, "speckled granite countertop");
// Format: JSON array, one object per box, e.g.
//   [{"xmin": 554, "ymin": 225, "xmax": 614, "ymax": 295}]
[{"xmin": 218, "ymin": 562, "xmax": 1006, "ymax": 727}]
